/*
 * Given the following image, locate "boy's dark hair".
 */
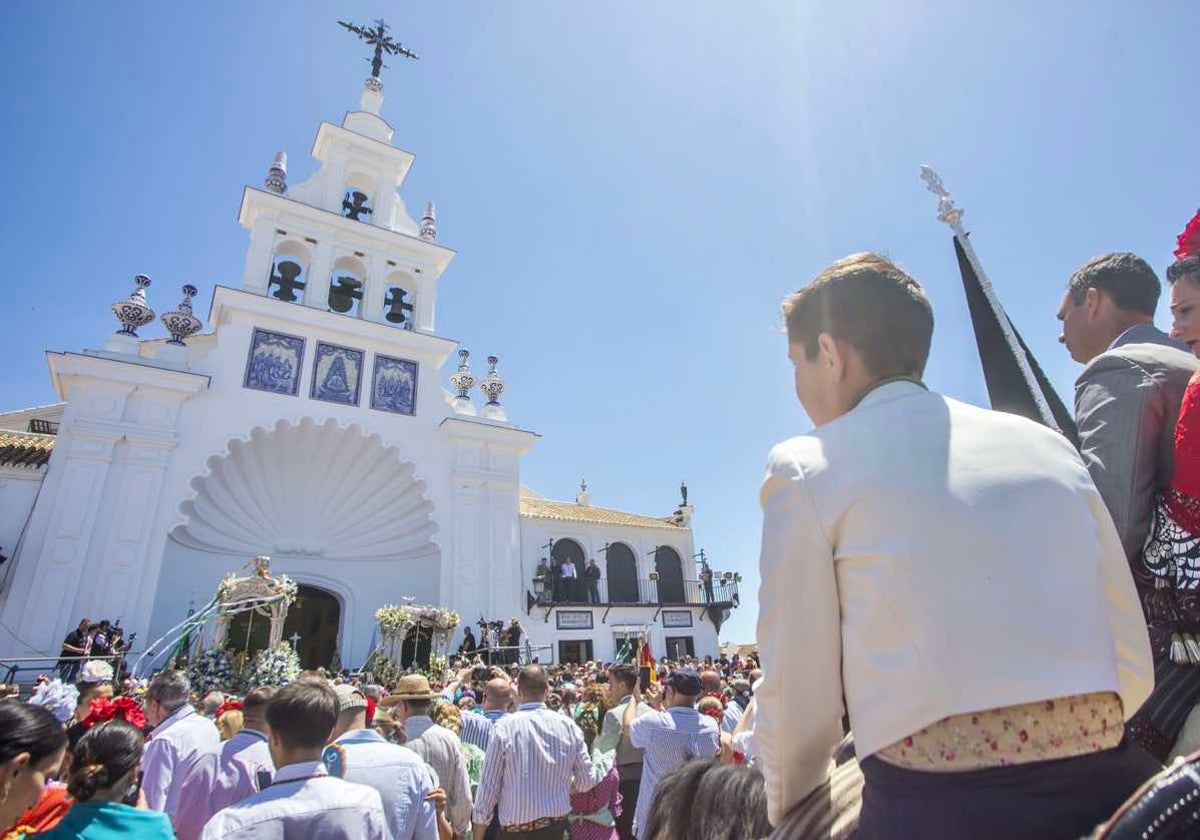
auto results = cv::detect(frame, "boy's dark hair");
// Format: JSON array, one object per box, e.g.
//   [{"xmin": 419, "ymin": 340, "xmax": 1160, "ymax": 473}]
[
  {"xmin": 265, "ymin": 678, "xmax": 338, "ymax": 750},
  {"xmin": 608, "ymin": 664, "xmax": 638, "ymax": 693},
  {"xmin": 783, "ymin": 253, "xmax": 933, "ymax": 378}
]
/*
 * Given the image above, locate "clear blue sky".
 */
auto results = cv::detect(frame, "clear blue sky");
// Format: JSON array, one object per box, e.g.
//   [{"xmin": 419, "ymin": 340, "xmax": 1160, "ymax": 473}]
[{"xmin": 2, "ymin": 2, "xmax": 1197, "ymax": 646}]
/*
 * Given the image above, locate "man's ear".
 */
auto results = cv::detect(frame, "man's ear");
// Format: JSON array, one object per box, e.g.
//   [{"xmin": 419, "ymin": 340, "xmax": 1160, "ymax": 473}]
[
  {"xmin": 1085, "ymin": 286, "xmax": 1103, "ymax": 318},
  {"xmin": 816, "ymin": 333, "xmax": 845, "ymax": 381}
]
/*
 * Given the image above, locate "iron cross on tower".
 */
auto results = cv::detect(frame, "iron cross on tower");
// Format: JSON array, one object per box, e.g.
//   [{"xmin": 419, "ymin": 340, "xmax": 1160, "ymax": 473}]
[{"xmin": 338, "ymin": 18, "xmax": 419, "ymax": 80}]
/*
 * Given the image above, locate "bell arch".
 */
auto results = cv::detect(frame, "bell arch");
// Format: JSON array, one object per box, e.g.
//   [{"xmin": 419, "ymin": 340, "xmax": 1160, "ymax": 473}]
[
  {"xmin": 606, "ymin": 542, "xmax": 639, "ymax": 603},
  {"xmin": 654, "ymin": 545, "xmax": 685, "ymax": 604}
]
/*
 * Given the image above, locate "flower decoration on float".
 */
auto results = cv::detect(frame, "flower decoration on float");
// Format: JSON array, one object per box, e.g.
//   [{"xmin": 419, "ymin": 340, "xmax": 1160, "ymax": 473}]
[
  {"xmin": 245, "ymin": 644, "xmax": 301, "ymax": 687},
  {"xmin": 81, "ymin": 696, "xmax": 146, "ymax": 731},
  {"xmin": 189, "ymin": 648, "xmax": 238, "ymax": 697},
  {"xmin": 374, "ymin": 604, "xmax": 461, "ymax": 639}
]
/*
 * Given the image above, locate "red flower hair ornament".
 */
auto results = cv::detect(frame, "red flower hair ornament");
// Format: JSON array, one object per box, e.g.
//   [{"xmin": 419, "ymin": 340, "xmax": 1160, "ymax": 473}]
[
  {"xmin": 214, "ymin": 699, "xmax": 244, "ymax": 719},
  {"xmin": 81, "ymin": 696, "xmax": 146, "ymax": 731},
  {"xmin": 365, "ymin": 696, "xmax": 377, "ymax": 726},
  {"xmin": 1174, "ymin": 210, "xmax": 1200, "ymax": 260}
]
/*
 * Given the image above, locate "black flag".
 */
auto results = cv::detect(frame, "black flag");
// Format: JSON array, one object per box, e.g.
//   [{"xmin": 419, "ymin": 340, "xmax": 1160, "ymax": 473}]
[{"xmin": 953, "ymin": 235, "xmax": 1079, "ymax": 446}]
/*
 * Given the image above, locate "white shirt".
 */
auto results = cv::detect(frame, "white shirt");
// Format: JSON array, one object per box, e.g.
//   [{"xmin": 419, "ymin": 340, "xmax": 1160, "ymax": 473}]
[
  {"xmin": 756, "ymin": 382, "xmax": 1153, "ymax": 824},
  {"xmin": 200, "ymin": 760, "xmax": 388, "ymax": 840},
  {"xmin": 142, "ymin": 704, "xmax": 220, "ymax": 819},
  {"xmin": 172, "ymin": 728, "xmax": 274, "ymax": 840},
  {"xmin": 473, "ymin": 702, "xmax": 595, "ymax": 827},
  {"xmin": 561, "ymin": 561, "xmax": 577, "ymax": 578}
]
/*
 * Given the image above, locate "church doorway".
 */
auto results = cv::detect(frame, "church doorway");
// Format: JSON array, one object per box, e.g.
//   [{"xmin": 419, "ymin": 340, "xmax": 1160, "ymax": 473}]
[
  {"xmin": 281, "ymin": 585, "xmax": 341, "ymax": 670},
  {"xmin": 558, "ymin": 639, "xmax": 593, "ymax": 665}
]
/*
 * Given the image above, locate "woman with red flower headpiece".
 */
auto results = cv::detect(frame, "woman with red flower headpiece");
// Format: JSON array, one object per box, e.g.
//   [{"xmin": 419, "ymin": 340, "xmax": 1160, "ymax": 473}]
[{"xmin": 1135, "ymin": 211, "xmax": 1200, "ymax": 759}]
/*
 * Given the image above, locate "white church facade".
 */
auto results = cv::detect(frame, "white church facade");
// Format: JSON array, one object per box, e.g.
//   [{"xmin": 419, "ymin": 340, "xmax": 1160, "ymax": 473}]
[{"xmin": 0, "ymin": 72, "xmax": 738, "ymax": 672}]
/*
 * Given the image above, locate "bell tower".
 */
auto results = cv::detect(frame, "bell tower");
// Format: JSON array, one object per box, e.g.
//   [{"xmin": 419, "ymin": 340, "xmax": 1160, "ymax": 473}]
[{"xmin": 235, "ymin": 21, "xmax": 451, "ymax": 337}]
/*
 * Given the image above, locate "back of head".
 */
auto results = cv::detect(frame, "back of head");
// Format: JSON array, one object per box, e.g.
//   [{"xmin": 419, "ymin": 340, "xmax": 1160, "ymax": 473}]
[
  {"xmin": 201, "ymin": 691, "xmax": 226, "ymax": 717},
  {"xmin": 517, "ymin": 665, "xmax": 549, "ymax": 701},
  {"xmin": 0, "ymin": 699, "xmax": 67, "ymax": 766},
  {"xmin": 1069, "ymin": 252, "xmax": 1160, "ymax": 316},
  {"xmin": 433, "ymin": 701, "xmax": 462, "ymax": 735},
  {"xmin": 699, "ymin": 670, "xmax": 722, "ymax": 693},
  {"xmin": 243, "ymin": 685, "xmax": 279, "ymax": 719},
  {"xmin": 68, "ymin": 719, "xmax": 143, "ymax": 803},
  {"xmin": 147, "ymin": 670, "xmax": 191, "ymax": 713},
  {"xmin": 483, "ymin": 677, "xmax": 511, "ymax": 710},
  {"xmin": 783, "ymin": 253, "xmax": 934, "ymax": 378},
  {"xmin": 608, "ymin": 664, "xmax": 637, "ymax": 697},
  {"xmin": 642, "ymin": 759, "xmax": 771, "ymax": 840},
  {"xmin": 266, "ymin": 678, "xmax": 338, "ymax": 750}
]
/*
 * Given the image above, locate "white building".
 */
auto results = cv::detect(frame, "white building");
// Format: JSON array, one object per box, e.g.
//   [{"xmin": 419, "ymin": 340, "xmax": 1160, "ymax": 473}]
[{"xmin": 0, "ymin": 72, "xmax": 738, "ymax": 671}]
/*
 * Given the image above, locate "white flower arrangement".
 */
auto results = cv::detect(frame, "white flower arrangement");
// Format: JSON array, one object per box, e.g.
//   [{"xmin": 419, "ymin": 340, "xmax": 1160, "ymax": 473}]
[
  {"xmin": 374, "ymin": 603, "xmax": 460, "ymax": 639},
  {"xmin": 245, "ymin": 644, "xmax": 301, "ymax": 687},
  {"xmin": 189, "ymin": 648, "xmax": 239, "ymax": 696}
]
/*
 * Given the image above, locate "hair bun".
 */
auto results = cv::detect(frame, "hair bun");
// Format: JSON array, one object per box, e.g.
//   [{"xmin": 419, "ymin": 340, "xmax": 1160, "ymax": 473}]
[{"xmin": 68, "ymin": 762, "xmax": 110, "ymax": 801}]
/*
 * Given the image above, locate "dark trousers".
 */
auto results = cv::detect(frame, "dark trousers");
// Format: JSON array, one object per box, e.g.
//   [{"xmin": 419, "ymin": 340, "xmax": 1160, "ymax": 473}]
[
  {"xmin": 615, "ymin": 773, "xmax": 640, "ymax": 840},
  {"xmin": 854, "ymin": 735, "xmax": 1161, "ymax": 840},
  {"xmin": 498, "ymin": 818, "xmax": 568, "ymax": 840}
]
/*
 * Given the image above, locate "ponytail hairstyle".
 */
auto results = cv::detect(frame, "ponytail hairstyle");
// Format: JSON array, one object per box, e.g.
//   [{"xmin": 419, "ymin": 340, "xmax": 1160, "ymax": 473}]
[
  {"xmin": 0, "ymin": 699, "xmax": 67, "ymax": 767},
  {"xmin": 67, "ymin": 719, "xmax": 143, "ymax": 803}
]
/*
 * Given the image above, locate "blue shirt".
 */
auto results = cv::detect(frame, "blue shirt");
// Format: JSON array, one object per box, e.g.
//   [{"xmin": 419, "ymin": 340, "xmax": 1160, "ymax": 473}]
[
  {"xmin": 331, "ymin": 729, "xmax": 439, "ymax": 840},
  {"xmin": 629, "ymin": 706, "xmax": 720, "ymax": 838},
  {"xmin": 460, "ymin": 708, "xmax": 507, "ymax": 752}
]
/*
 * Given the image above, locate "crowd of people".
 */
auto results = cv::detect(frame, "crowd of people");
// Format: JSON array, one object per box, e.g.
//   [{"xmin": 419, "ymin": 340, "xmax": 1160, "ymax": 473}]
[
  {"xmin": 0, "ymin": 650, "xmax": 765, "ymax": 840},
  {"xmin": 7, "ymin": 217, "xmax": 1200, "ymax": 839},
  {"xmin": 55, "ymin": 620, "xmax": 132, "ymax": 684}
]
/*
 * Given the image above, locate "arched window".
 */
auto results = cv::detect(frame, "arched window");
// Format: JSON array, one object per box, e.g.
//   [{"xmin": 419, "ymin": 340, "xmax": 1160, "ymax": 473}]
[
  {"xmin": 551, "ymin": 538, "xmax": 587, "ymax": 603},
  {"xmin": 267, "ymin": 241, "xmax": 311, "ymax": 303},
  {"xmin": 606, "ymin": 542, "xmax": 639, "ymax": 603},
  {"xmin": 329, "ymin": 256, "xmax": 367, "ymax": 318},
  {"xmin": 654, "ymin": 546, "xmax": 685, "ymax": 604},
  {"xmin": 383, "ymin": 271, "xmax": 415, "ymax": 330}
]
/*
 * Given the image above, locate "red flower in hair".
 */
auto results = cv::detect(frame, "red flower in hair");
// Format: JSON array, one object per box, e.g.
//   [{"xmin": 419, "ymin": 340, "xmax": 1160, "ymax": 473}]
[
  {"xmin": 214, "ymin": 699, "xmax": 244, "ymax": 719},
  {"xmin": 82, "ymin": 696, "xmax": 146, "ymax": 731},
  {"xmin": 1175, "ymin": 210, "xmax": 1200, "ymax": 260},
  {"xmin": 700, "ymin": 705, "xmax": 724, "ymax": 723},
  {"xmin": 365, "ymin": 696, "xmax": 377, "ymax": 726}
]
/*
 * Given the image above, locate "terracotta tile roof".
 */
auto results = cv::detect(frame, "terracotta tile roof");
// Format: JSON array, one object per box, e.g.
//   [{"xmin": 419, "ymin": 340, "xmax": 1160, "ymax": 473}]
[
  {"xmin": 519, "ymin": 498, "xmax": 685, "ymax": 530},
  {"xmin": 0, "ymin": 430, "xmax": 55, "ymax": 468}
]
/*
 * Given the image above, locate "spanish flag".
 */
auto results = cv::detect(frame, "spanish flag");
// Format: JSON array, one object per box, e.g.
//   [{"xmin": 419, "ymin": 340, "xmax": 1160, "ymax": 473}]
[{"xmin": 639, "ymin": 638, "xmax": 656, "ymax": 685}]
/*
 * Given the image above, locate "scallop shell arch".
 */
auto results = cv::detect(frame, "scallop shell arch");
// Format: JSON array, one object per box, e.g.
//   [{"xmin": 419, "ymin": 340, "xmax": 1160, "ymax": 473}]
[{"xmin": 170, "ymin": 418, "xmax": 439, "ymax": 560}]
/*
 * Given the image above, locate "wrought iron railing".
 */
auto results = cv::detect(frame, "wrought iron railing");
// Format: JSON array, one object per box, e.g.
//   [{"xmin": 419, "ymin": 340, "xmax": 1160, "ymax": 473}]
[{"xmin": 531, "ymin": 576, "xmax": 739, "ymax": 607}]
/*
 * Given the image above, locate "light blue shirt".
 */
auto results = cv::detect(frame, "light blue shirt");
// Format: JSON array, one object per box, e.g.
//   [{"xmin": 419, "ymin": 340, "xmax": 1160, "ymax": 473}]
[
  {"xmin": 332, "ymin": 729, "xmax": 439, "ymax": 840},
  {"xmin": 460, "ymin": 708, "xmax": 507, "ymax": 752},
  {"xmin": 629, "ymin": 706, "xmax": 720, "ymax": 838},
  {"xmin": 200, "ymin": 760, "xmax": 388, "ymax": 840}
]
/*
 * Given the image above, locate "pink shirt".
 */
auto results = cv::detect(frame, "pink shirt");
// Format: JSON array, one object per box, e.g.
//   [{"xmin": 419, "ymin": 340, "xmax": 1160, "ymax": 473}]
[{"xmin": 172, "ymin": 729, "xmax": 274, "ymax": 840}]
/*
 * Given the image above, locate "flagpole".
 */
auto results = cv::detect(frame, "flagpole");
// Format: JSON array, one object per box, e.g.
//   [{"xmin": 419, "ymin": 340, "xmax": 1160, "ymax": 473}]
[{"xmin": 919, "ymin": 165, "xmax": 1062, "ymax": 433}]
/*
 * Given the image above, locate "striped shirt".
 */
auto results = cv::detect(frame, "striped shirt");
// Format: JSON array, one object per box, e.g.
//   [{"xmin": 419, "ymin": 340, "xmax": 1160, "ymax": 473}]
[
  {"xmin": 403, "ymin": 716, "xmax": 473, "ymax": 836},
  {"xmin": 472, "ymin": 702, "xmax": 596, "ymax": 827},
  {"xmin": 628, "ymin": 706, "xmax": 720, "ymax": 838},
  {"xmin": 460, "ymin": 708, "xmax": 507, "ymax": 752}
]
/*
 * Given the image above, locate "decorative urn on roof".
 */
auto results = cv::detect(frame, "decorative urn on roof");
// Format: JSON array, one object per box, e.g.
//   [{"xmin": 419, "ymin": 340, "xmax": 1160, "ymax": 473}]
[{"xmin": 105, "ymin": 274, "xmax": 156, "ymax": 354}]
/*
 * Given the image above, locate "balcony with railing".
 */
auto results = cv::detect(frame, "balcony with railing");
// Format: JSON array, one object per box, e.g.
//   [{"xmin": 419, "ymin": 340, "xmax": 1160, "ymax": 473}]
[{"xmin": 531, "ymin": 576, "xmax": 740, "ymax": 609}]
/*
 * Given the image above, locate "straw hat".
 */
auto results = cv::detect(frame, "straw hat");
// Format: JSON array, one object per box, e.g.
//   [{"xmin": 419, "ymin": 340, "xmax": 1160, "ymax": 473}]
[{"xmin": 381, "ymin": 674, "xmax": 438, "ymax": 706}]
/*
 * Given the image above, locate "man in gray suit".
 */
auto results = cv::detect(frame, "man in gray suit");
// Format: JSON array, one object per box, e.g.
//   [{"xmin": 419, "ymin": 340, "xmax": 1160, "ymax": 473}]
[{"xmin": 1060, "ymin": 251, "xmax": 1199, "ymax": 759}]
